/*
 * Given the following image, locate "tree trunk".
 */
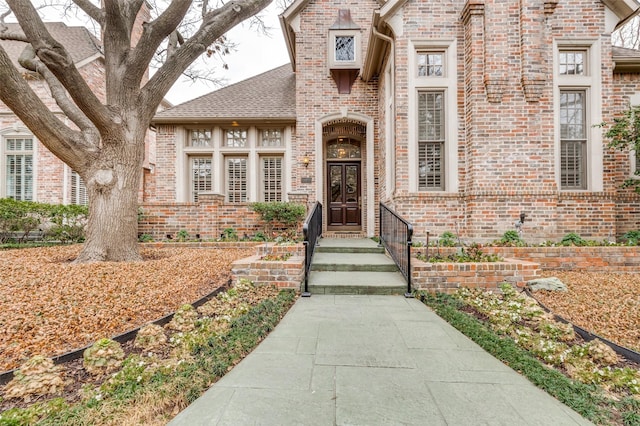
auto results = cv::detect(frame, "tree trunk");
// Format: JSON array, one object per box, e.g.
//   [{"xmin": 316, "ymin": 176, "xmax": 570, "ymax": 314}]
[{"xmin": 74, "ymin": 140, "xmax": 143, "ymax": 263}]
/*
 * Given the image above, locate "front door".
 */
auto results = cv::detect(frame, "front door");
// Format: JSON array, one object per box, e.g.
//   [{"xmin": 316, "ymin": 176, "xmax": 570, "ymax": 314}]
[{"xmin": 327, "ymin": 162, "xmax": 361, "ymax": 230}]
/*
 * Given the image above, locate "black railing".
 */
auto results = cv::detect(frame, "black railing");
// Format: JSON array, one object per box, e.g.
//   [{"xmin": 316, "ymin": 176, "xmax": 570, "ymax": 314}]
[
  {"xmin": 302, "ymin": 201, "xmax": 322, "ymax": 297},
  {"xmin": 379, "ymin": 202, "xmax": 413, "ymax": 297}
]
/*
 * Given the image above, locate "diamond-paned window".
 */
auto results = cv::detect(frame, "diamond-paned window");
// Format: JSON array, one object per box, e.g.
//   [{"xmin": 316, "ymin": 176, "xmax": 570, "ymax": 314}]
[{"xmin": 335, "ymin": 36, "xmax": 355, "ymax": 62}]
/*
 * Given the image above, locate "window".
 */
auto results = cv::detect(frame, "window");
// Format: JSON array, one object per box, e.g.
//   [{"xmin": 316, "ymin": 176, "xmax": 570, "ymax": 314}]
[
  {"xmin": 5, "ymin": 137, "xmax": 33, "ymax": 201},
  {"xmin": 417, "ymin": 52, "xmax": 444, "ymax": 77},
  {"xmin": 189, "ymin": 129, "xmax": 212, "ymax": 147},
  {"xmin": 559, "ymin": 90, "xmax": 587, "ymax": 189},
  {"xmin": 191, "ymin": 156, "xmax": 212, "ymax": 202},
  {"xmin": 260, "ymin": 129, "xmax": 283, "ymax": 147},
  {"xmin": 418, "ymin": 91, "xmax": 445, "ymax": 190},
  {"xmin": 335, "ymin": 36, "xmax": 355, "ymax": 62},
  {"xmin": 226, "ymin": 157, "xmax": 247, "ymax": 203},
  {"xmin": 261, "ymin": 156, "xmax": 283, "ymax": 202},
  {"xmin": 224, "ymin": 129, "xmax": 247, "ymax": 147},
  {"xmin": 70, "ymin": 171, "xmax": 88, "ymax": 205},
  {"xmin": 558, "ymin": 50, "xmax": 586, "ymax": 76}
]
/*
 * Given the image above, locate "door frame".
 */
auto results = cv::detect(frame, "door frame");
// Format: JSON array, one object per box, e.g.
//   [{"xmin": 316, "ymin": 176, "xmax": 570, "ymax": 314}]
[{"xmin": 314, "ymin": 112, "xmax": 375, "ymax": 236}]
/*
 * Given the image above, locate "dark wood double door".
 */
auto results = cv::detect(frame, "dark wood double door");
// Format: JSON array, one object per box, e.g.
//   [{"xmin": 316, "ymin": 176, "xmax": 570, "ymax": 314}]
[{"xmin": 327, "ymin": 162, "xmax": 361, "ymax": 230}]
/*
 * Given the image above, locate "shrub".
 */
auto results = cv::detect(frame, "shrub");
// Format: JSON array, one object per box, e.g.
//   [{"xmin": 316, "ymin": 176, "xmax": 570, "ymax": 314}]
[
  {"xmin": 560, "ymin": 232, "xmax": 586, "ymax": 246},
  {"xmin": 622, "ymin": 230, "xmax": 640, "ymax": 246},
  {"xmin": 496, "ymin": 230, "xmax": 525, "ymax": 246},
  {"xmin": 83, "ymin": 339, "xmax": 125, "ymax": 376},
  {"xmin": 438, "ymin": 231, "xmax": 458, "ymax": 247},
  {"xmin": 250, "ymin": 202, "xmax": 306, "ymax": 240}
]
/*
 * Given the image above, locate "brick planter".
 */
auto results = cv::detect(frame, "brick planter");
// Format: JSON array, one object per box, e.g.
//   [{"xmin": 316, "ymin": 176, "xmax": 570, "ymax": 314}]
[
  {"xmin": 231, "ymin": 243, "xmax": 305, "ymax": 290},
  {"xmin": 412, "ymin": 257, "xmax": 540, "ymax": 293}
]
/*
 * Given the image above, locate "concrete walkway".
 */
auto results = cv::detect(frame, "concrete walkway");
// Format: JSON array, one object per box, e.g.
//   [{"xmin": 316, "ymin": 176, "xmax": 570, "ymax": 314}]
[{"xmin": 169, "ymin": 295, "xmax": 592, "ymax": 426}]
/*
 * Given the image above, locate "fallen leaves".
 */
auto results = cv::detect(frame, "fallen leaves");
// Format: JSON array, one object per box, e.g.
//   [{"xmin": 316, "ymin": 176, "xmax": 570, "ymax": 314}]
[
  {"xmin": 0, "ymin": 245, "xmax": 253, "ymax": 372},
  {"xmin": 534, "ymin": 272, "xmax": 640, "ymax": 353}
]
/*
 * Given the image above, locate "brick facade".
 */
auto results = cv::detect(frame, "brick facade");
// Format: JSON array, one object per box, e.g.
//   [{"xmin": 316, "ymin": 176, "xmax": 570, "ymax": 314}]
[{"xmin": 146, "ymin": 0, "xmax": 640, "ymax": 243}]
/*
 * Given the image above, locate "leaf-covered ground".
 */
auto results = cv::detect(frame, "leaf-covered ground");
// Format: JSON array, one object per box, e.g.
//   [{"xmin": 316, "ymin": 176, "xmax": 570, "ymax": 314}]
[
  {"xmin": 0, "ymin": 246, "xmax": 253, "ymax": 372},
  {"xmin": 534, "ymin": 271, "xmax": 640, "ymax": 353}
]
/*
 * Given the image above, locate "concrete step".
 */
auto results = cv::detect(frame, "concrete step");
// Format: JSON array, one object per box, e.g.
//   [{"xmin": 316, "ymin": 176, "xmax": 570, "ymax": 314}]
[
  {"xmin": 316, "ymin": 245, "xmax": 384, "ymax": 254},
  {"xmin": 307, "ymin": 271, "xmax": 408, "ymax": 295},
  {"xmin": 315, "ymin": 238, "xmax": 383, "ymax": 254},
  {"xmin": 311, "ymin": 252, "xmax": 398, "ymax": 272}
]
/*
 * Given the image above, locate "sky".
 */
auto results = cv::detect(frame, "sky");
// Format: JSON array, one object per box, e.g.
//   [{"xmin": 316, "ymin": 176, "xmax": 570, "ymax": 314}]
[
  {"xmin": 164, "ymin": 3, "xmax": 290, "ymax": 105},
  {"xmin": 6, "ymin": 1, "xmax": 290, "ymax": 106}
]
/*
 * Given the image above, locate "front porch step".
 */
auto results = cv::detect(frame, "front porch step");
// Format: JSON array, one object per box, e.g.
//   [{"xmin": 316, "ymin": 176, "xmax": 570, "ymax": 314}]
[
  {"xmin": 307, "ymin": 271, "xmax": 407, "ymax": 295},
  {"xmin": 311, "ymin": 252, "xmax": 398, "ymax": 272}
]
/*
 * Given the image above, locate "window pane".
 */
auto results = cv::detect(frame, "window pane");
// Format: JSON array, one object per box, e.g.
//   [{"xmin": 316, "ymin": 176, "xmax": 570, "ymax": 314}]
[
  {"xmin": 419, "ymin": 142, "xmax": 443, "ymax": 190},
  {"xmin": 418, "ymin": 91, "xmax": 444, "ymax": 142},
  {"xmin": 191, "ymin": 157, "xmax": 212, "ymax": 202},
  {"xmin": 227, "ymin": 157, "xmax": 247, "ymax": 203},
  {"xmin": 71, "ymin": 171, "xmax": 88, "ymax": 206},
  {"xmin": 559, "ymin": 50, "xmax": 585, "ymax": 75},
  {"xmin": 326, "ymin": 138, "xmax": 361, "ymax": 159},
  {"xmin": 560, "ymin": 90, "xmax": 587, "ymax": 189},
  {"xmin": 5, "ymin": 137, "xmax": 34, "ymax": 201},
  {"xmin": 260, "ymin": 129, "xmax": 283, "ymax": 147},
  {"xmin": 224, "ymin": 129, "xmax": 247, "ymax": 147},
  {"xmin": 335, "ymin": 36, "xmax": 355, "ymax": 61},
  {"xmin": 6, "ymin": 154, "xmax": 33, "ymax": 201},
  {"xmin": 189, "ymin": 129, "xmax": 212, "ymax": 147},
  {"xmin": 417, "ymin": 52, "xmax": 444, "ymax": 77},
  {"xmin": 262, "ymin": 157, "xmax": 282, "ymax": 202}
]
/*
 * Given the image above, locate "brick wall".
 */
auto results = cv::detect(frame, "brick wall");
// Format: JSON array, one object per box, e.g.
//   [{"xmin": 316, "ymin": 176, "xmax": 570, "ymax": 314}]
[{"xmin": 139, "ymin": 193, "xmax": 308, "ymax": 241}]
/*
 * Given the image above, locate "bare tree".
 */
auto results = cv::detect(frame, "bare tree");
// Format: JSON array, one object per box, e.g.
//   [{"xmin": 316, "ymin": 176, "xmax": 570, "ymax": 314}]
[{"xmin": 0, "ymin": 0, "xmax": 273, "ymax": 262}]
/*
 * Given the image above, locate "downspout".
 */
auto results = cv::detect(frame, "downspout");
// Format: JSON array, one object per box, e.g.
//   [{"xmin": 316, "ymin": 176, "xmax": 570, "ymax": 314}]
[{"xmin": 371, "ymin": 26, "xmax": 396, "ymax": 199}]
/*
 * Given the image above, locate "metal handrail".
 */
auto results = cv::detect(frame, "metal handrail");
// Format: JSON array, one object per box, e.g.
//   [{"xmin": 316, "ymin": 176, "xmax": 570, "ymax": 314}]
[
  {"xmin": 302, "ymin": 201, "xmax": 322, "ymax": 297},
  {"xmin": 379, "ymin": 202, "xmax": 413, "ymax": 297}
]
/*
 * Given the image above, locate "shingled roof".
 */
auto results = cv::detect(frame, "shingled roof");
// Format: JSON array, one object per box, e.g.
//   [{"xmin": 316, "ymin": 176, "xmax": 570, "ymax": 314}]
[
  {"xmin": 153, "ymin": 64, "xmax": 296, "ymax": 123},
  {"xmin": 613, "ymin": 45, "xmax": 640, "ymax": 72},
  {"xmin": 0, "ymin": 22, "xmax": 102, "ymax": 70}
]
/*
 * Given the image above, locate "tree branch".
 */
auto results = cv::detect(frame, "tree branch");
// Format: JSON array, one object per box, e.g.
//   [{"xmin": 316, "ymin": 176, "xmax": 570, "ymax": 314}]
[
  {"xmin": 6, "ymin": 0, "xmax": 117, "ymax": 133},
  {"xmin": 18, "ymin": 44, "xmax": 100, "ymax": 146},
  {"xmin": 70, "ymin": 0, "xmax": 105, "ymax": 26},
  {"xmin": 126, "ymin": 0, "xmax": 193, "ymax": 86},
  {"xmin": 0, "ymin": 45, "xmax": 99, "ymax": 170},
  {"xmin": 140, "ymin": 0, "xmax": 273, "ymax": 118}
]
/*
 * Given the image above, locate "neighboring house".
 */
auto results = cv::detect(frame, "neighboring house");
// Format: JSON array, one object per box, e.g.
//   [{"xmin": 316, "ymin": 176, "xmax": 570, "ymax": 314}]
[
  {"xmin": 0, "ymin": 15, "xmax": 161, "ymax": 206},
  {"xmin": 147, "ymin": 0, "xmax": 640, "ymax": 243}
]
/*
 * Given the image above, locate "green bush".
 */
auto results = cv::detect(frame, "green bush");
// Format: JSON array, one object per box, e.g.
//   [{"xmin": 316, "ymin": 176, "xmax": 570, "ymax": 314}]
[
  {"xmin": 437, "ymin": 231, "xmax": 458, "ymax": 247},
  {"xmin": 250, "ymin": 202, "xmax": 306, "ymax": 239},
  {"xmin": 560, "ymin": 232, "xmax": 587, "ymax": 246},
  {"xmin": 622, "ymin": 230, "xmax": 640, "ymax": 246},
  {"xmin": 0, "ymin": 198, "xmax": 87, "ymax": 244},
  {"xmin": 497, "ymin": 230, "xmax": 525, "ymax": 246}
]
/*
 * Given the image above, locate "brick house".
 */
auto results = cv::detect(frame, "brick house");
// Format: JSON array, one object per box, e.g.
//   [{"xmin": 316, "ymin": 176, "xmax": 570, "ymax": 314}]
[{"xmin": 146, "ymin": 0, "xmax": 640, "ymax": 243}]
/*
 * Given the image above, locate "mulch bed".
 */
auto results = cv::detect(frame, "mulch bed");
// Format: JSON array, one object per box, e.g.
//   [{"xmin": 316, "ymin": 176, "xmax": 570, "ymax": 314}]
[
  {"xmin": 533, "ymin": 271, "xmax": 640, "ymax": 353},
  {"xmin": 0, "ymin": 245, "xmax": 253, "ymax": 373}
]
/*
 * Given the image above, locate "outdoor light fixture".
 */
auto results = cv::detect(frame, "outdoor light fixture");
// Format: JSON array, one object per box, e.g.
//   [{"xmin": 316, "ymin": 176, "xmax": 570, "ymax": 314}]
[{"xmin": 303, "ymin": 156, "xmax": 310, "ymax": 167}]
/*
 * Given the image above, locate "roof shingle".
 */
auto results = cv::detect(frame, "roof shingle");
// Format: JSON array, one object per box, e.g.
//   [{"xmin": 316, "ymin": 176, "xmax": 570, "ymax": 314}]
[{"xmin": 153, "ymin": 64, "xmax": 296, "ymax": 123}]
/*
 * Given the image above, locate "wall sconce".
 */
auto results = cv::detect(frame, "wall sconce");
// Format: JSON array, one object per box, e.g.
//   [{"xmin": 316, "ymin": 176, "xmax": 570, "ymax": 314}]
[{"xmin": 303, "ymin": 156, "xmax": 310, "ymax": 168}]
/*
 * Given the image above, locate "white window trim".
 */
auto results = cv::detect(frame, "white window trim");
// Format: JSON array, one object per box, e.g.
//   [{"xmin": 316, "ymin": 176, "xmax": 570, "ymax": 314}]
[
  {"xmin": 0, "ymin": 127, "xmax": 37, "ymax": 201},
  {"xmin": 408, "ymin": 39, "xmax": 458, "ymax": 193},
  {"xmin": 553, "ymin": 39, "xmax": 603, "ymax": 192},
  {"xmin": 328, "ymin": 29, "xmax": 362, "ymax": 70},
  {"xmin": 178, "ymin": 125, "xmax": 289, "ymax": 203}
]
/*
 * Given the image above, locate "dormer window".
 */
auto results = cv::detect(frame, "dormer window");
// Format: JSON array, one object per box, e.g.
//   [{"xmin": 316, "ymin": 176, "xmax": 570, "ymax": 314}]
[{"xmin": 328, "ymin": 10, "xmax": 361, "ymax": 94}]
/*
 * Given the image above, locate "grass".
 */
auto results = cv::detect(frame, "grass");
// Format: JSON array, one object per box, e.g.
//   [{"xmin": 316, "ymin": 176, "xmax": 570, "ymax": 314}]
[
  {"xmin": 418, "ymin": 292, "xmax": 639, "ymax": 426},
  {"xmin": 0, "ymin": 290, "xmax": 296, "ymax": 426}
]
